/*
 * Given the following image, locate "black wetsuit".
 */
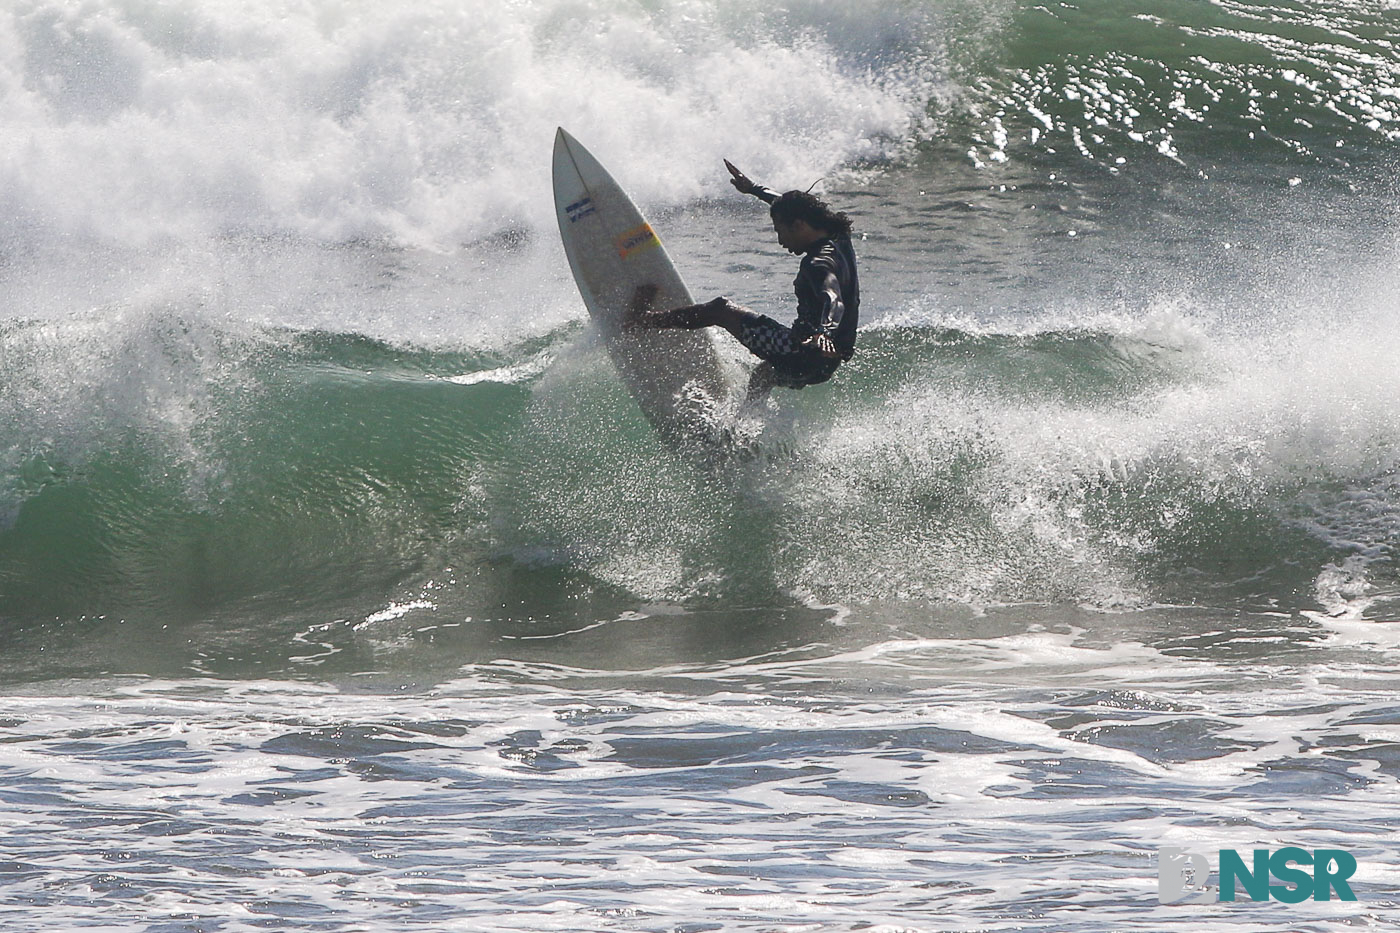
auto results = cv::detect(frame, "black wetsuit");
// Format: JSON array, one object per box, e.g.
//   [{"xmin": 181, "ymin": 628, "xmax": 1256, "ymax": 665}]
[{"xmin": 734, "ymin": 185, "xmax": 860, "ymax": 387}]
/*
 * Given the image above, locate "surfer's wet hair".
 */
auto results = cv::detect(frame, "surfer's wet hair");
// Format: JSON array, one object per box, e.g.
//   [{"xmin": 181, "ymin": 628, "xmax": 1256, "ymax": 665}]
[{"xmin": 770, "ymin": 190, "xmax": 853, "ymax": 238}]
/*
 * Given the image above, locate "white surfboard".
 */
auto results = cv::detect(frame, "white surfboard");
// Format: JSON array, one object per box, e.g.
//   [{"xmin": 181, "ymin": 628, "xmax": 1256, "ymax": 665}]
[{"xmin": 552, "ymin": 128, "xmax": 730, "ymax": 445}]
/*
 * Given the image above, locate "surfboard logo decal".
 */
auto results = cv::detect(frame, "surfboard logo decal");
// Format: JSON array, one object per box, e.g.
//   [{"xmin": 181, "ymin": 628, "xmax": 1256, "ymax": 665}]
[
  {"xmin": 565, "ymin": 197, "xmax": 596, "ymax": 223},
  {"xmin": 615, "ymin": 223, "xmax": 659, "ymax": 260}
]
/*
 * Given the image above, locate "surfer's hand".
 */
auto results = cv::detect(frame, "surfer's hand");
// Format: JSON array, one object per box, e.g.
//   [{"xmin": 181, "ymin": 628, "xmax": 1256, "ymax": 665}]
[
  {"xmin": 724, "ymin": 159, "xmax": 756, "ymax": 195},
  {"xmin": 802, "ymin": 332, "xmax": 840, "ymax": 358}
]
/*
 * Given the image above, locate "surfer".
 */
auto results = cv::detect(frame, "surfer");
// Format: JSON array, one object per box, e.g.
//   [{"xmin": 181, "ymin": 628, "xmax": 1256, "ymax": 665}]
[{"xmin": 627, "ymin": 160, "xmax": 859, "ymax": 402}]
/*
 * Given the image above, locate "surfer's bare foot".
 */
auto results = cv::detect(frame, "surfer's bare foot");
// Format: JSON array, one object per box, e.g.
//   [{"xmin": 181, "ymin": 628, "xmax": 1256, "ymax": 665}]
[{"xmin": 624, "ymin": 283, "xmax": 661, "ymax": 328}]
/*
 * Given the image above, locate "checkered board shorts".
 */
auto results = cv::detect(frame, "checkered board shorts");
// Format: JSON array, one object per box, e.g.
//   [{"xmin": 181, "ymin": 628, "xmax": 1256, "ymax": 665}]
[
  {"xmin": 735, "ymin": 313, "xmax": 840, "ymax": 387},
  {"xmin": 736, "ymin": 314, "xmax": 801, "ymax": 359}
]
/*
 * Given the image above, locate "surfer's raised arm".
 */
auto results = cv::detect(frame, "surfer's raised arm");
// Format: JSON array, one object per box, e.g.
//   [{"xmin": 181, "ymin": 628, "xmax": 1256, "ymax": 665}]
[{"xmin": 724, "ymin": 159, "xmax": 777, "ymax": 204}]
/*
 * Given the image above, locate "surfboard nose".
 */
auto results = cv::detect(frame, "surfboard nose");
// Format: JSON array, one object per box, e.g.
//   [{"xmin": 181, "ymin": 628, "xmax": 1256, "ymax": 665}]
[{"xmin": 554, "ymin": 127, "xmax": 574, "ymax": 162}]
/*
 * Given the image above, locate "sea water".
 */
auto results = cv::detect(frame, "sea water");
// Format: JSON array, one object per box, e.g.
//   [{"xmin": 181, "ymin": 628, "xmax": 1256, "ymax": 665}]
[{"xmin": 2, "ymin": 1, "xmax": 1400, "ymax": 929}]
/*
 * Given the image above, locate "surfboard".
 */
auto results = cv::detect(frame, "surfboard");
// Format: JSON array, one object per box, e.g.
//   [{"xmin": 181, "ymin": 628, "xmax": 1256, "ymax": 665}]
[{"xmin": 552, "ymin": 128, "xmax": 730, "ymax": 446}]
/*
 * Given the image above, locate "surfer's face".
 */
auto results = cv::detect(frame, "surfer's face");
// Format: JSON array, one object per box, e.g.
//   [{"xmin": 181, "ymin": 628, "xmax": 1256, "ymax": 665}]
[{"xmin": 773, "ymin": 218, "xmax": 818, "ymax": 254}]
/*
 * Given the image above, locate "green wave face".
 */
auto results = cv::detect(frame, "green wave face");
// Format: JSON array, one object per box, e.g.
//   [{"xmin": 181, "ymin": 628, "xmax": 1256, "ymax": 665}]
[{"xmin": 6, "ymin": 310, "xmax": 1396, "ymax": 645}]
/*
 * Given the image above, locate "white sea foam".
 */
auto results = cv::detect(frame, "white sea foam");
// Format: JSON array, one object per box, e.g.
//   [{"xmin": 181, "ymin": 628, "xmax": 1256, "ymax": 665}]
[
  {"xmin": 0, "ymin": 0, "xmax": 948, "ymax": 250},
  {"xmin": 0, "ymin": 631, "xmax": 1396, "ymax": 931},
  {"xmin": 777, "ymin": 274, "xmax": 1400, "ymax": 607}
]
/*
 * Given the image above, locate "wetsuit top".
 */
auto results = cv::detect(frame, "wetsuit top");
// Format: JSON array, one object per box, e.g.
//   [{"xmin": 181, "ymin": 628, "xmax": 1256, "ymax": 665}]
[{"xmin": 752, "ymin": 185, "xmax": 860, "ymax": 361}]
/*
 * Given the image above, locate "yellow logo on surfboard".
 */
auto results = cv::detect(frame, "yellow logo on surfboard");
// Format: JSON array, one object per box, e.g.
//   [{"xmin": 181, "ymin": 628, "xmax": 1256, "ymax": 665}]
[{"xmin": 615, "ymin": 223, "xmax": 659, "ymax": 260}]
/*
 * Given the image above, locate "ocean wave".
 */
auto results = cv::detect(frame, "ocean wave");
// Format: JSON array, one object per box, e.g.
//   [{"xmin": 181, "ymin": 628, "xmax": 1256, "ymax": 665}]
[{"xmin": 6, "ymin": 305, "xmax": 1400, "ymax": 628}]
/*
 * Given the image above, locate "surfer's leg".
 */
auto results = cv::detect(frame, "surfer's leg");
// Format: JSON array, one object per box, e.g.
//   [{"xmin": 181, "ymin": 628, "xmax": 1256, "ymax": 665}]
[
  {"xmin": 626, "ymin": 286, "xmax": 751, "ymax": 332},
  {"xmin": 732, "ymin": 313, "xmax": 800, "ymax": 361},
  {"xmin": 744, "ymin": 362, "xmax": 780, "ymax": 406},
  {"xmin": 734, "ymin": 314, "xmax": 842, "ymax": 395},
  {"xmin": 640, "ymin": 300, "xmax": 726, "ymax": 329}
]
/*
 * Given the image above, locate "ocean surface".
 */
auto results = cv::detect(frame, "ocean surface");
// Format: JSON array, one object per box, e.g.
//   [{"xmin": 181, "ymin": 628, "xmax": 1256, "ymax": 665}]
[{"xmin": 4, "ymin": 0, "xmax": 1400, "ymax": 929}]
